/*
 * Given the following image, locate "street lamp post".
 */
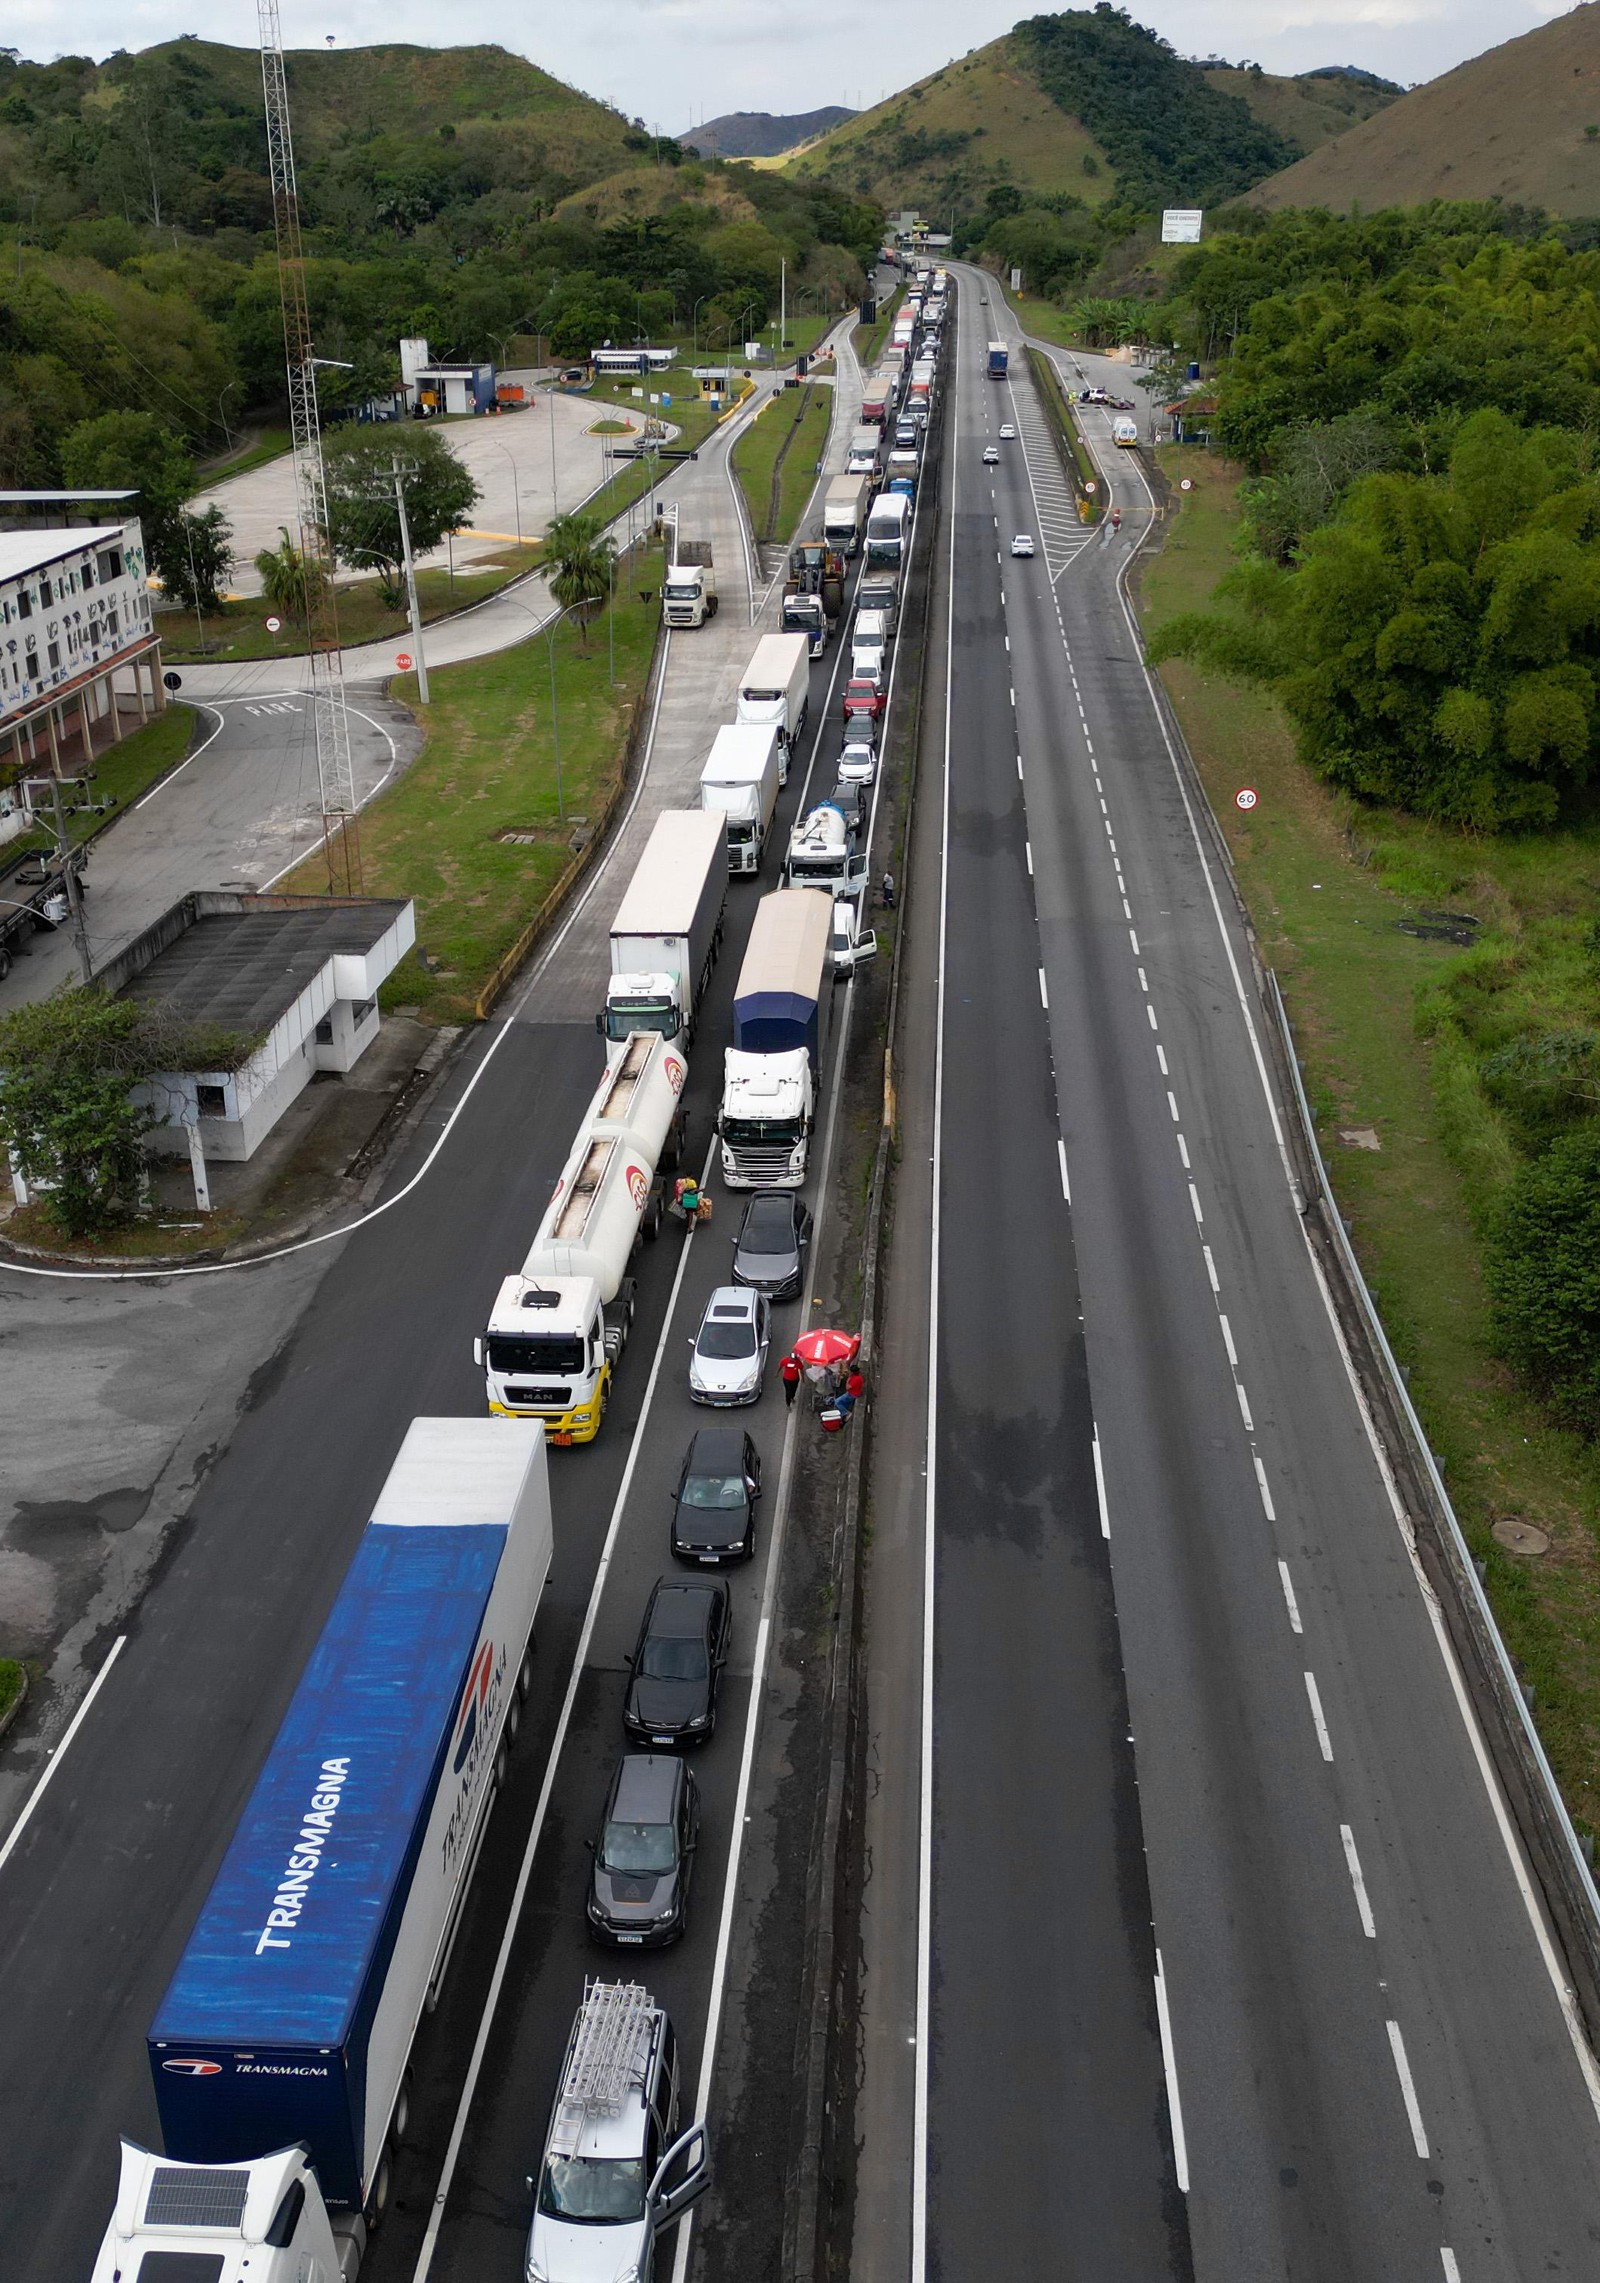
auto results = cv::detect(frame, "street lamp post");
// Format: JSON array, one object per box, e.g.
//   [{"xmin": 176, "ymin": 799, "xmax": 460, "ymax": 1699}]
[
  {"xmin": 485, "ymin": 437, "xmax": 524, "ymax": 548},
  {"xmin": 539, "ymin": 598, "xmax": 595, "ymax": 824},
  {"xmin": 691, "ymin": 295, "xmax": 708, "ymax": 356}
]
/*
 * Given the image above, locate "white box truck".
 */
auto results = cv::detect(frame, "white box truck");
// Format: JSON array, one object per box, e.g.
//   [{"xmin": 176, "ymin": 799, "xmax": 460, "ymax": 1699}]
[
  {"xmin": 480, "ymin": 1031, "xmax": 688, "ymax": 1442},
  {"xmin": 699, "ymin": 721, "xmax": 782, "ymax": 876},
  {"xmin": 822, "ymin": 472, "xmax": 871, "ymax": 554},
  {"xmin": 736, "ymin": 632, "xmax": 810, "ymax": 777},
  {"xmin": 600, "ymin": 808, "xmax": 727, "ymax": 1053},
  {"xmin": 97, "ymin": 1420, "xmax": 553, "ymax": 2280}
]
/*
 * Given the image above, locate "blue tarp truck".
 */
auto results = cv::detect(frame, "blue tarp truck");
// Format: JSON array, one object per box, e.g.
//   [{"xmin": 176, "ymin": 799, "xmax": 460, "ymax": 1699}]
[
  {"xmin": 987, "ymin": 340, "xmax": 1008, "ymax": 379},
  {"xmin": 93, "ymin": 1419, "xmax": 552, "ymax": 2282}
]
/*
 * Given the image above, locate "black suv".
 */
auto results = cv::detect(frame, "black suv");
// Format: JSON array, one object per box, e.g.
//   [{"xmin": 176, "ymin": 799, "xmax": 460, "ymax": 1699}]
[
  {"xmin": 670, "ymin": 1427, "xmax": 762, "ymax": 1566},
  {"xmin": 587, "ymin": 1753, "xmax": 699, "ymax": 1947},
  {"xmin": 625, "ymin": 1578, "xmax": 732, "ymax": 1746}
]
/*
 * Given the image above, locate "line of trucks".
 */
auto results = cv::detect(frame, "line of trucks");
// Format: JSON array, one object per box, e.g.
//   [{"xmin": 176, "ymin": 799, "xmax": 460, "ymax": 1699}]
[{"xmin": 89, "ymin": 262, "xmax": 932, "ymax": 2283}]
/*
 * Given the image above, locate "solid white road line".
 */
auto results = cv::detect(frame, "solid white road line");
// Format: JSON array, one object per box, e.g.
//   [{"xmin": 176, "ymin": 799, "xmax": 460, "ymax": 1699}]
[
  {"xmin": 1153, "ymin": 1949, "xmax": 1191, "ymax": 2192},
  {"xmin": 0, "ymin": 1636, "xmax": 125, "ymax": 1876},
  {"xmin": 1340, "ymin": 1823, "xmax": 1377, "ymax": 1938},
  {"xmin": 1387, "ymin": 2018, "xmax": 1431, "ymax": 2158},
  {"xmin": 132, "ymin": 704, "xmax": 227, "ymax": 805},
  {"xmin": 410, "ymin": 1141, "xmax": 716, "ymax": 2283},
  {"xmin": 1304, "ymin": 1671, "xmax": 1335, "ymax": 1762}
]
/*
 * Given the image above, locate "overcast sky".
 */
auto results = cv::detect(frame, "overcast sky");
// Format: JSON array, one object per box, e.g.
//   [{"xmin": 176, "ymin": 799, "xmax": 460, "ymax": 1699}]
[{"xmin": 6, "ymin": 0, "xmax": 1578, "ymax": 136}]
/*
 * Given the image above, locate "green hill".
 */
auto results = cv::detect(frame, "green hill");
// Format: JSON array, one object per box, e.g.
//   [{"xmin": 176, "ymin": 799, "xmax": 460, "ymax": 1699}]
[{"xmin": 1202, "ymin": 63, "xmax": 1401, "ymax": 158}]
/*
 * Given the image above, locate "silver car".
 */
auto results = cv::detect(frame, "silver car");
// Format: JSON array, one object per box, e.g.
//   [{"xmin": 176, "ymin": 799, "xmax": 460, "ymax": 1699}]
[
  {"xmin": 837, "ymin": 738, "xmax": 877, "ymax": 787},
  {"xmin": 688, "ymin": 1285, "xmax": 770, "ymax": 1405}
]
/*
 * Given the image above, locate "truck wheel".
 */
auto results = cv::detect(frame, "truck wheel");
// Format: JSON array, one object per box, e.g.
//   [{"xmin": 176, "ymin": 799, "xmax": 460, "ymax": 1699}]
[
  {"xmin": 642, "ymin": 1191, "xmax": 662, "ymax": 1243},
  {"xmin": 365, "ymin": 2154, "xmax": 392, "ymax": 2230},
  {"xmin": 494, "ymin": 1742, "xmax": 509, "ymax": 1790},
  {"xmin": 505, "ymin": 1693, "xmax": 522, "ymax": 1740},
  {"xmin": 394, "ymin": 2073, "xmax": 413, "ymax": 2141},
  {"xmin": 0, "ymin": 945, "xmax": 10, "ymax": 983},
  {"xmin": 518, "ymin": 1648, "xmax": 536, "ymax": 1701}
]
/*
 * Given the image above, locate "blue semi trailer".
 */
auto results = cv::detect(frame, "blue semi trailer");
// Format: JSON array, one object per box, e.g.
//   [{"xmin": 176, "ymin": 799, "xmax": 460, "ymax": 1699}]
[{"xmin": 95, "ymin": 1420, "xmax": 552, "ymax": 2278}]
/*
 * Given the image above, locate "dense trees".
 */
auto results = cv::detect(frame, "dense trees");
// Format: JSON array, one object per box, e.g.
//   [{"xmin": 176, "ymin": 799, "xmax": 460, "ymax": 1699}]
[
  {"xmin": 1150, "ymin": 412, "xmax": 1600, "ymax": 829},
  {"xmin": 322, "ymin": 427, "xmax": 480, "ymax": 604}
]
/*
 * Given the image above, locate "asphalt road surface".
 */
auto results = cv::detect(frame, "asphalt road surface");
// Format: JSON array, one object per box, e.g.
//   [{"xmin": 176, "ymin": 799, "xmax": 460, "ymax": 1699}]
[
  {"xmin": 874, "ymin": 267, "xmax": 1600, "ymax": 2281},
  {"xmin": 0, "ymin": 353, "xmax": 885, "ymax": 2280}
]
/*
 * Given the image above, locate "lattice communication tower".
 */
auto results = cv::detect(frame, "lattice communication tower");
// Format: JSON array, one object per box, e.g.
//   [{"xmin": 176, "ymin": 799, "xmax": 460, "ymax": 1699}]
[{"xmin": 258, "ymin": 0, "xmax": 361, "ymax": 892}]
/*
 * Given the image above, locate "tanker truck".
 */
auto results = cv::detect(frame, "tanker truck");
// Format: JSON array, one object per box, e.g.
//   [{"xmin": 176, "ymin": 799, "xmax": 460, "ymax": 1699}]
[{"xmin": 478, "ymin": 1031, "xmax": 688, "ymax": 1443}]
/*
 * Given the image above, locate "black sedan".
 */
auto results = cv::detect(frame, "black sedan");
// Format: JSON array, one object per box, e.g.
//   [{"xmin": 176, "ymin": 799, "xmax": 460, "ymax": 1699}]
[
  {"xmin": 624, "ymin": 1577, "xmax": 732, "ymax": 1746},
  {"xmin": 671, "ymin": 1426, "xmax": 762, "ymax": 1565},
  {"xmin": 730, "ymin": 1190, "xmax": 813, "ymax": 1302},
  {"xmin": 586, "ymin": 1752, "xmax": 699, "ymax": 1947}
]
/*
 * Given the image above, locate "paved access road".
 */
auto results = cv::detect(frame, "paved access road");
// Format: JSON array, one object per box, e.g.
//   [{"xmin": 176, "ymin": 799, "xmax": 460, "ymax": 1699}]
[
  {"xmin": 856, "ymin": 269, "xmax": 1600, "ymax": 2283},
  {"xmin": 0, "ymin": 314, "xmax": 880, "ymax": 2283}
]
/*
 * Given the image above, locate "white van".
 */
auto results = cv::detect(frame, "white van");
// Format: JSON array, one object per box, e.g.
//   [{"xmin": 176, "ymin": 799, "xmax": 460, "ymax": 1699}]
[{"xmin": 1113, "ymin": 416, "xmax": 1140, "ymax": 447}]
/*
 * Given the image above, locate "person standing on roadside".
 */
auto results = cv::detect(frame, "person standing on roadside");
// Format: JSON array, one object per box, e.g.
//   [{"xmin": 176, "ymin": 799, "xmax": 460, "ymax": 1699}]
[
  {"xmin": 881, "ymin": 870, "xmax": 896, "ymax": 911},
  {"xmin": 780, "ymin": 1351, "xmax": 802, "ymax": 1408}
]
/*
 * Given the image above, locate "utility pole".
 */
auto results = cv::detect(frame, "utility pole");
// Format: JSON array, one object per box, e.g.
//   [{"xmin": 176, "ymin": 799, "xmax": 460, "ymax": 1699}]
[
  {"xmin": 392, "ymin": 464, "xmax": 430, "ymax": 705},
  {"xmin": 780, "ymin": 255, "xmax": 787, "ymax": 352},
  {"xmin": 46, "ymin": 776, "xmax": 93, "ymax": 984}
]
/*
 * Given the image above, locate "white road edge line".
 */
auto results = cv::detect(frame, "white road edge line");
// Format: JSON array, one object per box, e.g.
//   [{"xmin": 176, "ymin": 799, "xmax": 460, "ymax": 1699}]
[
  {"xmin": 1153, "ymin": 1948, "xmax": 1191, "ymax": 2192},
  {"xmin": 410, "ymin": 1140, "xmax": 717, "ymax": 2283},
  {"xmin": 0, "ymin": 1635, "xmax": 125, "ymax": 1876},
  {"xmin": 1340, "ymin": 1823, "xmax": 1377, "ymax": 1937},
  {"xmin": 1386, "ymin": 2018, "xmax": 1431, "ymax": 2158},
  {"xmin": 911, "ymin": 310, "xmax": 958, "ymax": 2283},
  {"xmin": 132, "ymin": 704, "xmax": 227, "ymax": 806}
]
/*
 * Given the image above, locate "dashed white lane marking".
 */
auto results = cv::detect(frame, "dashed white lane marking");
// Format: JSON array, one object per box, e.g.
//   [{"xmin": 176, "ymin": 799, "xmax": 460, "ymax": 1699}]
[
  {"xmin": 1255, "ymin": 1454, "xmax": 1276, "ymax": 1519},
  {"xmin": 1387, "ymin": 2019, "xmax": 1431, "ymax": 2158},
  {"xmin": 1440, "ymin": 2251, "xmax": 1462, "ymax": 2282},
  {"xmin": 1025, "ymin": 841, "xmax": 1034, "ymax": 875},
  {"xmin": 1038, "ymin": 967, "xmax": 1049, "ymax": 1010},
  {"xmin": 1277, "ymin": 1559, "xmax": 1303, "ymax": 1634},
  {"xmin": 1304, "ymin": 1671, "xmax": 1335, "ymax": 1762},
  {"xmin": 1154, "ymin": 1949, "xmax": 1191, "ymax": 2193},
  {"xmin": 1188, "ymin": 1183, "xmax": 1204, "ymax": 1226},
  {"xmin": 1341, "ymin": 1824, "xmax": 1377, "ymax": 1937},
  {"xmin": 1058, "ymin": 1136, "xmax": 1072, "ymax": 1203},
  {"xmin": 1093, "ymin": 1428, "xmax": 1110, "ymax": 1538}
]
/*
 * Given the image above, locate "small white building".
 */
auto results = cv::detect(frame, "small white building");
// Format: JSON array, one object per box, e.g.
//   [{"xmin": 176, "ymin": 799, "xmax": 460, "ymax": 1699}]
[
  {"xmin": 100, "ymin": 891, "xmax": 417, "ymax": 1163},
  {"xmin": 0, "ymin": 506, "xmax": 167, "ymax": 843}
]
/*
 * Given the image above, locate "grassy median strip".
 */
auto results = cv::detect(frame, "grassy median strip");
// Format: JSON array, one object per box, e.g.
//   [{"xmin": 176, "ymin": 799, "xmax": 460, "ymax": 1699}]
[
  {"xmin": 281, "ymin": 546, "xmax": 663, "ymax": 1025},
  {"xmin": 853, "ymin": 284, "xmax": 902, "ymax": 373},
  {"xmin": 731, "ymin": 384, "xmax": 830, "ymax": 545},
  {"xmin": 1026, "ymin": 345, "xmax": 1099, "ymax": 520},
  {"xmin": 161, "ymin": 549, "xmax": 545, "ymax": 666},
  {"xmin": 1139, "ymin": 450, "xmax": 1600, "ymax": 1833}
]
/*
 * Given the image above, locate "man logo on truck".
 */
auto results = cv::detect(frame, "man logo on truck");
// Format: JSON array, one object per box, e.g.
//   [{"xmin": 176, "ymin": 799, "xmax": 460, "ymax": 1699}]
[{"xmin": 453, "ymin": 1641, "xmax": 495, "ymax": 1775}]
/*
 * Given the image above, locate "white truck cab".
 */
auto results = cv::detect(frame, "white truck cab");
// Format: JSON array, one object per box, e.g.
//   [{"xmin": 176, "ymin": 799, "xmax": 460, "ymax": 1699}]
[
  {"xmin": 525, "ymin": 1982, "xmax": 708, "ymax": 2283},
  {"xmin": 92, "ymin": 2141, "xmax": 356, "ymax": 2283}
]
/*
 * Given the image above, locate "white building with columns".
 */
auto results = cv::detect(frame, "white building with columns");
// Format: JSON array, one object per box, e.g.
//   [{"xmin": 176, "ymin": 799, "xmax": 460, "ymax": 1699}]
[{"xmin": 0, "ymin": 499, "xmax": 167, "ymax": 843}]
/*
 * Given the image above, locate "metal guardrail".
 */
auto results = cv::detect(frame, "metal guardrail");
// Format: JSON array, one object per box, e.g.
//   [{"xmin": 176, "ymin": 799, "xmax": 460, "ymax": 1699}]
[{"xmin": 1266, "ymin": 968, "xmax": 1600, "ymax": 2041}]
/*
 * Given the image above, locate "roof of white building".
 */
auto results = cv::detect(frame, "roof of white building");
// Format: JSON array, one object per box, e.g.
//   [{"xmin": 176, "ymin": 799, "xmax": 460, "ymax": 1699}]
[
  {"xmin": 117, "ymin": 900, "xmax": 412, "ymax": 1034},
  {"xmin": 0, "ymin": 526, "xmax": 131, "ymax": 585}
]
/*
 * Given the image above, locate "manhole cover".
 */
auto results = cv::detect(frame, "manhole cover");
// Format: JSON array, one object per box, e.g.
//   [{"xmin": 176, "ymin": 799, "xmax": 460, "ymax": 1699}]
[
  {"xmin": 1492, "ymin": 1518, "xmax": 1550, "ymax": 1557},
  {"xmin": 494, "ymin": 827, "xmax": 546, "ymax": 844}
]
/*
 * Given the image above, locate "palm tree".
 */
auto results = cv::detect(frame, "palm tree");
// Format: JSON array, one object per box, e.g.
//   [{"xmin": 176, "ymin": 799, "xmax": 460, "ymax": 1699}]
[
  {"xmin": 254, "ymin": 527, "xmax": 327, "ymax": 618},
  {"xmin": 544, "ymin": 513, "xmax": 617, "ymax": 641}
]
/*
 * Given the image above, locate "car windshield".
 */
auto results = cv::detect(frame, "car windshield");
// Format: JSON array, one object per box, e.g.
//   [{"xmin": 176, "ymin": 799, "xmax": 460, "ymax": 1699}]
[
  {"xmin": 602, "ymin": 1819, "xmax": 678, "ymax": 1873},
  {"xmin": 640, "ymin": 1635, "xmax": 710, "ymax": 1681},
  {"xmin": 698, "ymin": 1319, "xmax": 757, "ymax": 1359},
  {"xmin": 741, "ymin": 1205, "xmax": 794, "ymax": 1254},
  {"xmin": 539, "ymin": 2155, "xmax": 646, "ymax": 2224},
  {"xmin": 680, "ymin": 1471, "xmax": 750, "ymax": 1510}
]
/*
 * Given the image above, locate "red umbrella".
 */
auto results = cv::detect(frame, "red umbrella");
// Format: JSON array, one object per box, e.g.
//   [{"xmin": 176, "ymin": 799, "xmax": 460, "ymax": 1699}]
[{"xmin": 794, "ymin": 1328, "xmax": 859, "ymax": 1379}]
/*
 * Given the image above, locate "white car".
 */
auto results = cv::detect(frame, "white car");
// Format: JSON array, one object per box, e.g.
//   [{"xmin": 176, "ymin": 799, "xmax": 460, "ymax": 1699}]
[
  {"xmin": 999, "ymin": 423, "xmax": 1016, "ymax": 440},
  {"xmin": 837, "ymin": 739, "xmax": 877, "ymax": 786},
  {"xmin": 1011, "ymin": 533, "xmax": 1036, "ymax": 558},
  {"xmin": 982, "ymin": 444, "xmax": 999, "ymax": 465},
  {"xmin": 689, "ymin": 1285, "xmax": 771, "ymax": 1406}
]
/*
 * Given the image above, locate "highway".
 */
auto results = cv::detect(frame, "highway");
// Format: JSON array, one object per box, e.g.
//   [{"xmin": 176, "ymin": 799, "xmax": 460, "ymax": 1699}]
[
  {"xmin": 854, "ymin": 270, "xmax": 1600, "ymax": 2283},
  {"xmin": 0, "ymin": 316, "xmax": 888, "ymax": 2283}
]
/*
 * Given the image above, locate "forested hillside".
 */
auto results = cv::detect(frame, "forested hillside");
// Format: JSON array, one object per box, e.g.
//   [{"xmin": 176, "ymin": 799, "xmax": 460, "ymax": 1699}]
[{"xmin": 0, "ymin": 38, "xmax": 878, "ymax": 488}]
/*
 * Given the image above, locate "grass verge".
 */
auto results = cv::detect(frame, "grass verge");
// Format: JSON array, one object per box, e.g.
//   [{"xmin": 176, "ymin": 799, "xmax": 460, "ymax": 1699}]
[
  {"xmin": 1138, "ymin": 447, "xmax": 1600, "ymax": 1836},
  {"xmin": 2, "ymin": 705, "xmax": 197, "ymax": 866},
  {"xmin": 853, "ymin": 285, "xmax": 903, "ymax": 373},
  {"xmin": 160, "ymin": 549, "xmax": 545, "ymax": 665},
  {"xmin": 193, "ymin": 424, "xmax": 293, "ymax": 485},
  {"xmin": 280, "ymin": 545, "xmax": 664, "ymax": 1025},
  {"xmin": 0, "ymin": 1659, "xmax": 24, "ymax": 1723},
  {"xmin": 731, "ymin": 385, "xmax": 831, "ymax": 545}
]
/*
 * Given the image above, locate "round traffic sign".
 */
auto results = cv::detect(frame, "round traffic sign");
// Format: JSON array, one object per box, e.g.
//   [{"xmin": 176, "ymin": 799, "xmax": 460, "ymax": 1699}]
[
  {"xmin": 1235, "ymin": 787, "xmax": 1258, "ymax": 812},
  {"xmin": 1180, "ymin": 477, "xmax": 1194, "ymax": 492},
  {"xmin": 163, "ymin": 670, "xmax": 182, "ymax": 691},
  {"xmin": 265, "ymin": 614, "xmax": 282, "ymax": 633},
  {"xmin": 1084, "ymin": 479, "xmax": 1097, "ymax": 494},
  {"xmin": 396, "ymin": 652, "xmax": 413, "ymax": 670}
]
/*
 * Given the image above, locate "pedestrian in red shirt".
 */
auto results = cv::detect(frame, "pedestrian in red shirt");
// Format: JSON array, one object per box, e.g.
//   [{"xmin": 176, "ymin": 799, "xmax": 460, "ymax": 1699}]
[
  {"xmin": 780, "ymin": 1352, "xmax": 802, "ymax": 1408},
  {"xmin": 845, "ymin": 1367, "xmax": 865, "ymax": 1403}
]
